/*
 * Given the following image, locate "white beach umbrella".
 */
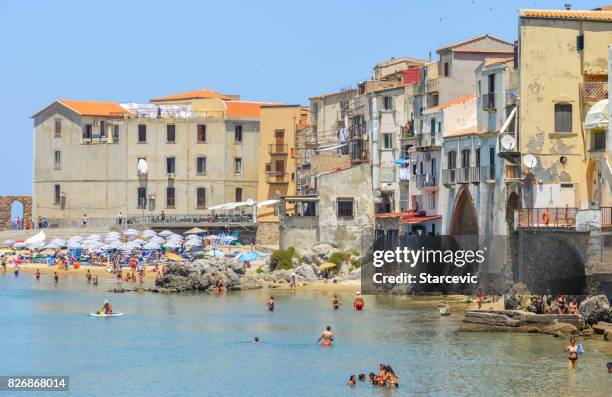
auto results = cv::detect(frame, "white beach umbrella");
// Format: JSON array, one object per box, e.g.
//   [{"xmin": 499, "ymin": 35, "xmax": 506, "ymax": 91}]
[
  {"xmin": 185, "ymin": 239, "xmax": 202, "ymax": 247},
  {"xmin": 124, "ymin": 229, "xmax": 139, "ymax": 236},
  {"xmin": 142, "ymin": 229, "xmax": 157, "ymax": 238},
  {"xmin": 3, "ymin": 239, "xmax": 15, "ymax": 245},
  {"xmin": 24, "ymin": 231, "xmax": 46, "ymax": 245},
  {"xmin": 256, "ymin": 199, "xmax": 279, "ymax": 207},
  {"xmin": 143, "ymin": 241, "xmax": 162, "ymax": 250},
  {"xmin": 159, "ymin": 230, "xmax": 173, "ymax": 237},
  {"xmin": 86, "ymin": 234, "xmax": 101, "ymax": 241},
  {"xmin": 67, "ymin": 241, "xmax": 81, "ymax": 249}
]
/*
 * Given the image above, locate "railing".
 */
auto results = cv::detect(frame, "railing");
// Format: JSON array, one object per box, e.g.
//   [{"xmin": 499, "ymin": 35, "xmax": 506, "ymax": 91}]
[
  {"xmin": 42, "ymin": 213, "xmax": 255, "ymax": 229},
  {"xmin": 506, "ymin": 89, "xmax": 518, "ymax": 105},
  {"xmin": 416, "ymin": 133, "xmax": 438, "ymax": 147},
  {"xmin": 518, "ymin": 207, "xmax": 576, "ymax": 228},
  {"xmin": 442, "ymin": 169, "xmax": 456, "ymax": 185},
  {"xmin": 266, "ymin": 171, "xmax": 289, "ymax": 183},
  {"xmin": 580, "ymin": 81, "xmax": 608, "ymax": 104},
  {"xmin": 350, "ymin": 139, "xmax": 368, "ymax": 164},
  {"xmin": 469, "ymin": 166, "xmax": 481, "ymax": 183},
  {"xmin": 479, "ymin": 165, "xmax": 495, "ymax": 181},
  {"xmin": 268, "ymin": 144, "xmax": 288, "ymax": 155},
  {"xmin": 456, "ymin": 167, "xmax": 470, "ymax": 183},
  {"xmin": 482, "ymin": 93, "xmax": 495, "ymax": 110},
  {"xmin": 602, "ymin": 207, "xmax": 612, "ymax": 226},
  {"xmin": 415, "ymin": 174, "xmax": 437, "ymax": 188}
]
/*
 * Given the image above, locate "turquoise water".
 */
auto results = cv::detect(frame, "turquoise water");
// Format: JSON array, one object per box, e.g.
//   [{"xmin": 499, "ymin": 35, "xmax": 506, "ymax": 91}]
[{"xmin": 0, "ymin": 273, "xmax": 611, "ymax": 397}]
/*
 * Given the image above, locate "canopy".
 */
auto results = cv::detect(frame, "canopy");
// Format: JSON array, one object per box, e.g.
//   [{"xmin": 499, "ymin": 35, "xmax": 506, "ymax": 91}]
[
  {"xmin": 184, "ymin": 227, "xmax": 206, "ymax": 235},
  {"xmin": 165, "ymin": 252, "xmax": 184, "ymax": 262},
  {"xmin": 124, "ymin": 229, "xmax": 139, "ymax": 236},
  {"xmin": 319, "ymin": 262, "xmax": 337, "ymax": 270},
  {"xmin": 256, "ymin": 199, "xmax": 279, "ymax": 207},
  {"xmin": 24, "ymin": 231, "xmax": 46, "ymax": 245},
  {"xmin": 238, "ymin": 251, "xmax": 258, "ymax": 262},
  {"xmin": 584, "ymin": 99, "xmax": 609, "ymax": 129}
]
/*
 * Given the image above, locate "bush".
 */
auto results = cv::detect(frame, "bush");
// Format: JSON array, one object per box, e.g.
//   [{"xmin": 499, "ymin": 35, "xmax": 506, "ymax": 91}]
[
  {"xmin": 270, "ymin": 247, "xmax": 296, "ymax": 271},
  {"xmin": 256, "ymin": 266, "xmax": 264, "ymax": 274},
  {"xmin": 328, "ymin": 251, "xmax": 351, "ymax": 266},
  {"xmin": 350, "ymin": 258, "xmax": 362, "ymax": 268}
]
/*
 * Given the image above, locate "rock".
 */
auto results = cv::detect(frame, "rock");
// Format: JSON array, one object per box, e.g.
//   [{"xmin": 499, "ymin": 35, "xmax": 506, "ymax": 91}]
[
  {"xmin": 348, "ymin": 267, "xmax": 361, "ymax": 280},
  {"xmin": 504, "ymin": 283, "xmax": 530, "ymax": 310},
  {"xmin": 311, "ymin": 243, "xmax": 334, "ymax": 258},
  {"xmin": 604, "ymin": 329, "xmax": 611, "ymax": 341},
  {"xmin": 592, "ymin": 321, "xmax": 612, "ymax": 335},
  {"xmin": 291, "ymin": 257, "xmax": 300, "ymax": 268},
  {"xmin": 542, "ymin": 322, "xmax": 578, "ymax": 335},
  {"xmin": 463, "ymin": 310, "xmax": 520, "ymax": 327},
  {"xmin": 295, "ymin": 264, "xmax": 317, "ymax": 283},
  {"xmin": 439, "ymin": 303, "xmax": 451, "ymax": 316},
  {"xmin": 579, "ymin": 295, "xmax": 611, "ymax": 325}
]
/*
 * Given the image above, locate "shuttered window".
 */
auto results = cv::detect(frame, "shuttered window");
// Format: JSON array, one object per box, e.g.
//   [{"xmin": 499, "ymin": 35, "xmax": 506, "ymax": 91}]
[{"xmin": 554, "ymin": 104, "xmax": 572, "ymax": 133}]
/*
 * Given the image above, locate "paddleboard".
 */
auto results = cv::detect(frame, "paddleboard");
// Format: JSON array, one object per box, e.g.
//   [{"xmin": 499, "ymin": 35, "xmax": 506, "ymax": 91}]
[{"xmin": 90, "ymin": 313, "xmax": 124, "ymax": 317}]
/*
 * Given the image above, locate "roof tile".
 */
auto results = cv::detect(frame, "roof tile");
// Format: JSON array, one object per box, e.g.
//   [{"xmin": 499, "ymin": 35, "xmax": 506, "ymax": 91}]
[{"xmin": 520, "ymin": 9, "xmax": 612, "ymax": 21}]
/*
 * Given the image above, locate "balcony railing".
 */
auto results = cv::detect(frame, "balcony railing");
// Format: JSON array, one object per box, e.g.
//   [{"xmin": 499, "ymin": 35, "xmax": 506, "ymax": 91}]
[
  {"xmin": 442, "ymin": 169, "xmax": 456, "ymax": 185},
  {"xmin": 581, "ymin": 81, "xmax": 608, "ymax": 104},
  {"xmin": 602, "ymin": 207, "xmax": 612, "ymax": 226},
  {"xmin": 506, "ymin": 89, "xmax": 518, "ymax": 105},
  {"xmin": 416, "ymin": 174, "xmax": 438, "ymax": 188},
  {"xmin": 505, "ymin": 164, "xmax": 521, "ymax": 180},
  {"xmin": 482, "ymin": 93, "xmax": 495, "ymax": 110},
  {"xmin": 456, "ymin": 167, "xmax": 470, "ymax": 183},
  {"xmin": 268, "ymin": 144, "xmax": 288, "ymax": 155},
  {"xmin": 42, "ymin": 213, "xmax": 255, "ymax": 229},
  {"xmin": 478, "ymin": 165, "xmax": 495, "ymax": 181},
  {"xmin": 416, "ymin": 133, "xmax": 438, "ymax": 148},
  {"xmin": 469, "ymin": 166, "xmax": 481, "ymax": 183},
  {"xmin": 518, "ymin": 207, "xmax": 576, "ymax": 228},
  {"xmin": 266, "ymin": 171, "xmax": 289, "ymax": 184}
]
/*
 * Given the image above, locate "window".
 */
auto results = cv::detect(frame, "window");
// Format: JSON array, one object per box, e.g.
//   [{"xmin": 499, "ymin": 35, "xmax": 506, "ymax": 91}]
[
  {"xmin": 166, "ymin": 157, "xmax": 175, "ymax": 174},
  {"xmin": 234, "ymin": 158, "xmax": 242, "ymax": 174},
  {"xmin": 54, "ymin": 119, "xmax": 62, "ymax": 137},
  {"xmin": 576, "ymin": 34, "xmax": 584, "ymax": 51},
  {"xmin": 447, "ymin": 151, "xmax": 457, "ymax": 169},
  {"xmin": 274, "ymin": 129, "xmax": 285, "ymax": 139},
  {"xmin": 593, "ymin": 131, "xmax": 606, "ymax": 150},
  {"xmin": 196, "ymin": 157, "xmax": 206, "ymax": 174},
  {"xmin": 54, "ymin": 184, "xmax": 61, "ymax": 204},
  {"xmin": 461, "ymin": 149, "xmax": 470, "ymax": 168},
  {"xmin": 430, "ymin": 118, "xmax": 436, "ymax": 133},
  {"xmin": 383, "ymin": 96, "xmax": 393, "ymax": 111},
  {"xmin": 478, "ymin": 81, "xmax": 482, "ymax": 96},
  {"xmin": 100, "ymin": 120, "xmax": 106, "ymax": 137},
  {"xmin": 235, "ymin": 187, "xmax": 243, "ymax": 202},
  {"xmin": 83, "ymin": 124, "xmax": 92, "ymax": 139},
  {"xmin": 167, "ymin": 124, "xmax": 176, "ymax": 143},
  {"xmin": 137, "ymin": 187, "xmax": 147, "ymax": 208},
  {"xmin": 197, "ymin": 124, "xmax": 206, "ymax": 143},
  {"xmin": 54, "ymin": 151, "xmax": 61, "ymax": 168},
  {"xmin": 429, "ymin": 192, "xmax": 436, "ymax": 209},
  {"xmin": 112, "ymin": 125, "xmax": 119, "ymax": 142},
  {"xmin": 138, "ymin": 124, "xmax": 146, "ymax": 143},
  {"xmin": 166, "ymin": 187, "xmax": 175, "ymax": 208},
  {"xmin": 475, "ymin": 148, "xmax": 481, "ymax": 167},
  {"xmin": 197, "ymin": 188, "xmax": 206, "ymax": 208},
  {"xmin": 382, "ymin": 133, "xmax": 393, "ymax": 149},
  {"xmin": 337, "ymin": 198, "xmax": 354, "ymax": 218},
  {"xmin": 555, "ymin": 103, "xmax": 572, "ymax": 133},
  {"xmin": 235, "ymin": 125, "xmax": 243, "ymax": 143},
  {"xmin": 443, "ymin": 62, "xmax": 449, "ymax": 77}
]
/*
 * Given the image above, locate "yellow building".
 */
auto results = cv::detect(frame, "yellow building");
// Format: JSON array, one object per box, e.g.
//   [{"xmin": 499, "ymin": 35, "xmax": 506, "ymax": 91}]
[
  {"xmin": 518, "ymin": 8, "xmax": 612, "ymax": 211},
  {"xmin": 256, "ymin": 105, "xmax": 309, "ymax": 243}
]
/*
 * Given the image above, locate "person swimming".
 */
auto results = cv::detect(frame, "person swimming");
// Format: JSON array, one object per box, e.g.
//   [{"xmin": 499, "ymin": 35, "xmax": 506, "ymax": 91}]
[
  {"xmin": 253, "ymin": 336, "xmax": 260, "ymax": 344},
  {"xmin": 332, "ymin": 294, "xmax": 341, "ymax": 310},
  {"xmin": 99, "ymin": 300, "xmax": 112, "ymax": 315},
  {"xmin": 347, "ymin": 375, "xmax": 356, "ymax": 386},
  {"xmin": 354, "ymin": 292, "xmax": 364, "ymax": 311},
  {"xmin": 316, "ymin": 325, "xmax": 334, "ymax": 347},
  {"xmin": 358, "ymin": 374, "xmax": 366, "ymax": 382},
  {"xmin": 267, "ymin": 296, "xmax": 275, "ymax": 311},
  {"xmin": 383, "ymin": 365, "xmax": 399, "ymax": 387},
  {"xmin": 565, "ymin": 338, "xmax": 579, "ymax": 367},
  {"xmin": 35, "ymin": 269, "xmax": 41, "ymax": 280}
]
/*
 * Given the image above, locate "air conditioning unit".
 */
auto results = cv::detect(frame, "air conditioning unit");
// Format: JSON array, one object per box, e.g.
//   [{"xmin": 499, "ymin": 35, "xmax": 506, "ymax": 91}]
[{"xmin": 167, "ymin": 173, "xmax": 175, "ymax": 179}]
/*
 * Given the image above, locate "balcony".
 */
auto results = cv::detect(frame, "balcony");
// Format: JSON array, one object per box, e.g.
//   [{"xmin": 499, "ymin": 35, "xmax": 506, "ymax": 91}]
[
  {"xmin": 266, "ymin": 171, "xmax": 289, "ymax": 184},
  {"xmin": 580, "ymin": 81, "xmax": 608, "ymax": 104},
  {"xmin": 442, "ymin": 169, "xmax": 456, "ymax": 185},
  {"xmin": 415, "ymin": 174, "xmax": 438, "ymax": 189},
  {"xmin": 518, "ymin": 207, "xmax": 576, "ymax": 228},
  {"xmin": 415, "ymin": 133, "xmax": 440, "ymax": 150},
  {"xmin": 602, "ymin": 207, "xmax": 612, "ymax": 227},
  {"xmin": 269, "ymin": 144, "xmax": 288, "ymax": 155},
  {"xmin": 505, "ymin": 164, "xmax": 521, "ymax": 180},
  {"xmin": 400, "ymin": 124, "xmax": 415, "ymax": 139},
  {"xmin": 456, "ymin": 167, "xmax": 470, "ymax": 184},
  {"xmin": 481, "ymin": 93, "xmax": 495, "ymax": 110},
  {"xmin": 477, "ymin": 165, "xmax": 495, "ymax": 181}
]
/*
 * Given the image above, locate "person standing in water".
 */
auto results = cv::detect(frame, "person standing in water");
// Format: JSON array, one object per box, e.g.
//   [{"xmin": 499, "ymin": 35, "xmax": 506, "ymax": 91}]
[
  {"xmin": 35, "ymin": 269, "xmax": 41, "ymax": 280},
  {"xmin": 316, "ymin": 326, "xmax": 334, "ymax": 347},
  {"xmin": 332, "ymin": 294, "xmax": 341, "ymax": 310},
  {"xmin": 266, "ymin": 296, "xmax": 275, "ymax": 311},
  {"xmin": 289, "ymin": 273, "xmax": 296, "ymax": 290},
  {"xmin": 565, "ymin": 338, "xmax": 579, "ymax": 367},
  {"xmin": 354, "ymin": 292, "xmax": 364, "ymax": 311},
  {"xmin": 14, "ymin": 265, "xmax": 19, "ymax": 277},
  {"xmin": 54, "ymin": 272, "xmax": 59, "ymax": 283},
  {"xmin": 86, "ymin": 269, "xmax": 92, "ymax": 283},
  {"xmin": 92, "ymin": 275, "xmax": 98, "ymax": 286}
]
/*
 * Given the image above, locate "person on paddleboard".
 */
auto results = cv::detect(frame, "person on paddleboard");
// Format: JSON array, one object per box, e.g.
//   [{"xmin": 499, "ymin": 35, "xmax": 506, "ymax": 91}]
[{"xmin": 99, "ymin": 300, "xmax": 113, "ymax": 315}]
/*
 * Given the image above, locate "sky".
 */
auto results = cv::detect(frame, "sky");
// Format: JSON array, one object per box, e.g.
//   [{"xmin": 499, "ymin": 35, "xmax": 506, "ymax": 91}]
[{"xmin": 0, "ymin": 0, "xmax": 604, "ymax": 195}]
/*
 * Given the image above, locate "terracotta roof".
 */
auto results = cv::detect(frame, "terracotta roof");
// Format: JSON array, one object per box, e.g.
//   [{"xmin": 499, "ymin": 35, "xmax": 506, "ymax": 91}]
[
  {"xmin": 437, "ymin": 34, "xmax": 513, "ymax": 53},
  {"xmin": 151, "ymin": 89, "xmax": 234, "ymax": 102},
  {"xmin": 520, "ymin": 9, "xmax": 612, "ymax": 21},
  {"xmin": 453, "ymin": 49, "xmax": 514, "ymax": 55},
  {"xmin": 58, "ymin": 100, "xmax": 127, "ymax": 117},
  {"xmin": 225, "ymin": 101, "xmax": 282, "ymax": 118},
  {"xmin": 309, "ymin": 89, "xmax": 356, "ymax": 100},
  {"xmin": 425, "ymin": 95, "xmax": 476, "ymax": 113},
  {"xmin": 445, "ymin": 125, "xmax": 478, "ymax": 138},
  {"xmin": 483, "ymin": 57, "xmax": 514, "ymax": 67}
]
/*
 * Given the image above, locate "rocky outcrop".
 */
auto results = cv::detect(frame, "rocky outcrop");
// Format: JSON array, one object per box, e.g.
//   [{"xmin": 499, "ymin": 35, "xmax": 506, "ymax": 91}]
[
  {"xmin": 579, "ymin": 295, "xmax": 611, "ymax": 325},
  {"xmin": 154, "ymin": 257, "xmax": 252, "ymax": 292},
  {"xmin": 461, "ymin": 309, "xmax": 586, "ymax": 334}
]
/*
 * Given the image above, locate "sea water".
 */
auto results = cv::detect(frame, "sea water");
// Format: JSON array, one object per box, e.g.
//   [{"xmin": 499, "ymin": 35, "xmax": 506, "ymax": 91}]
[{"xmin": 0, "ymin": 273, "xmax": 610, "ymax": 397}]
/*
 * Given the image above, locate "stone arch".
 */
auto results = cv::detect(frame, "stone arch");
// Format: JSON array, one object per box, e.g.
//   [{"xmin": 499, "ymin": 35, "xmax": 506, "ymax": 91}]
[
  {"xmin": 449, "ymin": 186, "xmax": 478, "ymax": 236},
  {"xmin": 0, "ymin": 196, "xmax": 32, "ymax": 230},
  {"xmin": 506, "ymin": 191, "xmax": 519, "ymax": 235}
]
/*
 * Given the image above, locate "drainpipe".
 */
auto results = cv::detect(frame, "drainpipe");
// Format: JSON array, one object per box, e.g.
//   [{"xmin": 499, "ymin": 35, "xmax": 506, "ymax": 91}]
[{"xmin": 371, "ymin": 94, "xmax": 380, "ymax": 202}]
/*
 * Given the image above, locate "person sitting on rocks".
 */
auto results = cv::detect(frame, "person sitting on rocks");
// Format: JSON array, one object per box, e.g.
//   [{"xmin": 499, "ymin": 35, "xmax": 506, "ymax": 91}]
[
  {"xmin": 558, "ymin": 295, "xmax": 567, "ymax": 314},
  {"xmin": 568, "ymin": 298, "xmax": 578, "ymax": 315}
]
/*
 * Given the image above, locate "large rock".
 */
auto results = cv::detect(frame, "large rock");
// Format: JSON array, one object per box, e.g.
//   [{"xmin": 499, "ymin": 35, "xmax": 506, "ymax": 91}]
[
  {"xmin": 579, "ymin": 295, "xmax": 611, "ymax": 325},
  {"xmin": 541, "ymin": 322, "xmax": 578, "ymax": 335},
  {"xmin": 592, "ymin": 321, "xmax": 612, "ymax": 335},
  {"xmin": 155, "ymin": 258, "xmax": 252, "ymax": 291},
  {"xmin": 504, "ymin": 283, "xmax": 529, "ymax": 310},
  {"xmin": 311, "ymin": 243, "xmax": 334, "ymax": 259},
  {"xmin": 295, "ymin": 264, "xmax": 317, "ymax": 283},
  {"xmin": 463, "ymin": 310, "xmax": 520, "ymax": 327}
]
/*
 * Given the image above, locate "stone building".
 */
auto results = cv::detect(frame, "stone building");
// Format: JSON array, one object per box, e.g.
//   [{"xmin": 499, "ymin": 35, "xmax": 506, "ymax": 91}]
[{"xmin": 32, "ymin": 90, "xmax": 278, "ymax": 226}]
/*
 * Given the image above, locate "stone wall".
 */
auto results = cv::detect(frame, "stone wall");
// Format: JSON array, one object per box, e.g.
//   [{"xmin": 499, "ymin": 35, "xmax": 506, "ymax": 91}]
[
  {"xmin": 256, "ymin": 222, "xmax": 279, "ymax": 245},
  {"xmin": 0, "ymin": 196, "xmax": 32, "ymax": 230}
]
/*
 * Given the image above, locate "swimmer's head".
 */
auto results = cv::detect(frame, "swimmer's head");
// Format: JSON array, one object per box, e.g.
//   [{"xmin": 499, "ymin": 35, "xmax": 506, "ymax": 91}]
[
  {"xmin": 326, "ymin": 326, "xmax": 331, "ymax": 331},
  {"xmin": 254, "ymin": 337, "xmax": 259, "ymax": 342},
  {"xmin": 569, "ymin": 338, "xmax": 576, "ymax": 344},
  {"xmin": 358, "ymin": 374, "xmax": 366, "ymax": 381},
  {"xmin": 356, "ymin": 291, "xmax": 361, "ymax": 296}
]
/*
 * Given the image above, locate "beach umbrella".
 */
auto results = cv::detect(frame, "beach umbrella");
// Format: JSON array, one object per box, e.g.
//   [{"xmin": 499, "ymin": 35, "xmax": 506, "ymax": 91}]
[
  {"xmin": 184, "ymin": 227, "xmax": 206, "ymax": 235},
  {"xmin": 86, "ymin": 234, "xmax": 101, "ymax": 241},
  {"xmin": 68, "ymin": 235, "xmax": 83, "ymax": 242},
  {"xmin": 221, "ymin": 235, "xmax": 237, "ymax": 242},
  {"xmin": 256, "ymin": 199, "xmax": 279, "ymax": 207},
  {"xmin": 143, "ymin": 241, "xmax": 162, "ymax": 250},
  {"xmin": 13, "ymin": 242, "xmax": 26, "ymax": 249},
  {"xmin": 206, "ymin": 235, "xmax": 219, "ymax": 240},
  {"xmin": 124, "ymin": 229, "xmax": 139, "ymax": 236},
  {"xmin": 132, "ymin": 239, "xmax": 146, "ymax": 245},
  {"xmin": 24, "ymin": 231, "xmax": 46, "ymax": 245},
  {"xmin": 142, "ymin": 229, "xmax": 157, "ymax": 238},
  {"xmin": 163, "ymin": 241, "xmax": 180, "ymax": 249},
  {"xmin": 159, "ymin": 230, "xmax": 173, "ymax": 237},
  {"xmin": 3, "ymin": 239, "xmax": 15, "ymax": 245},
  {"xmin": 67, "ymin": 241, "xmax": 82, "ymax": 249},
  {"xmin": 238, "ymin": 251, "xmax": 258, "ymax": 262},
  {"xmin": 164, "ymin": 252, "xmax": 184, "ymax": 262},
  {"xmin": 319, "ymin": 262, "xmax": 337, "ymax": 270},
  {"xmin": 184, "ymin": 239, "xmax": 202, "ymax": 247}
]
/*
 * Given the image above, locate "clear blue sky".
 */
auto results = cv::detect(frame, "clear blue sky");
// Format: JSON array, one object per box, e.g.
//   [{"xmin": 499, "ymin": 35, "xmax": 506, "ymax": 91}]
[{"xmin": 0, "ymin": 0, "xmax": 603, "ymax": 195}]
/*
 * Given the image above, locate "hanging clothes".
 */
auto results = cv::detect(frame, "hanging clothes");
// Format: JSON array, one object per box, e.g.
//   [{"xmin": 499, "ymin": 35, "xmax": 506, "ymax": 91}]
[{"xmin": 399, "ymin": 168, "xmax": 410, "ymax": 181}]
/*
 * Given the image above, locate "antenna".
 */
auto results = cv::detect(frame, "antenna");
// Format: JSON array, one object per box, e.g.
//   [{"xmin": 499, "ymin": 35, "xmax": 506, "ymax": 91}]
[{"xmin": 523, "ymin": 154, "xmax": 537, "ymax": 169}]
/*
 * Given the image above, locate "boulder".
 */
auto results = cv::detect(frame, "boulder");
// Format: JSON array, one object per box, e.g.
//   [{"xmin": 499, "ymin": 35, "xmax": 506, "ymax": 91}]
[
  {"xmin": 605, "ymin": 329, "xmax": 611, "ymax": 341},
  {"xmin": 295, "ymin": 264, "xmax": 317, "ymax": 283},
  {"xmin": 463, "ymin": 310, "xmax": 520, "ymax": 327},
  {"xmin": 541, "ymin": 322, "xmax": 578, "ymax": 335},
  {"xmin": 579, "ymin": 295, "xmax": 611, "ymax": 325},
  {"xmin": 592, "ymin": 321, "xmax": 612, "ymax": 335},
  {"xmin": 311, "ymin": 243, "xmax": 334, "ymax": 258}
]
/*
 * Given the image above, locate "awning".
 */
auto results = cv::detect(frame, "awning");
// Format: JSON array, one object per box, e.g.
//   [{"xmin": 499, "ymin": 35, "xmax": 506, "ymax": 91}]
[
  {"xmin": 257, "ymin": 199, "xmax": 279, "ymax": 207},
  {"xmin": 401, "ymin": 215, "xmax": 442, "ymax": 224},
  {"xmin": 375, "ymin": 211, "xmax": 419, "ymax": 219},
  {"xmin": 584, "ymin": 99, "xmax": 608, "ymax": 129}
]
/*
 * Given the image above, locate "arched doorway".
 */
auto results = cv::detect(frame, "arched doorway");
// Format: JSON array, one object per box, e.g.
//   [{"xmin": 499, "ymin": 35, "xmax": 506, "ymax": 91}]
[
  {"xmin": 586, "ymin": 159, "xmax": 599, "ymax": 208},
  {"xmin": 506, "ymin": 192, "xmax": 519, "ymax": 234},
  {"xmin": 11, "ymin": 201, "xmax": 24, "ymax": 230},
  {"xmin": 0, "ymin": 195, "xmax": 32, "ymax": 231},
  {"xmin": 449, "ymin": 187, "xmax": 478, "ymax": 236}
]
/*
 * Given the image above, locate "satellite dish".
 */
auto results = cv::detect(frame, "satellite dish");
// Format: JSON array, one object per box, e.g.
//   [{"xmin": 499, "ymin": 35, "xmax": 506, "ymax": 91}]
[
  {"xmin": 246, "ymin": 199, "xmax": 255, "ymax": 206},
  {"xmin": 500, "ymin": 133, "xmax": 516, "ymax": 151},
  {"xmin": 523, "ymin": 154, "xmax": 537, "ymax": 169}
]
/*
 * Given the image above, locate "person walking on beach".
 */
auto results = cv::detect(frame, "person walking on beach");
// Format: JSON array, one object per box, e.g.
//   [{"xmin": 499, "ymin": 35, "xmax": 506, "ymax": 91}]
[
  {"xmin": 476, "ymin": 288, "xmax": 484, "ymax": 309},
  {"xmin": 14, "ymin": 265, "xmax": 19, "ymax": 277},
  {"xmin": 38, "ymin": 216, "xmax": 43, "ymax": 229},
  {"xmin": 267, "ymin": 296, "xmax": 275, "ymax": 311},
  {"xmin": 332, "ymin": 294, "xmax": 341, "ymax": 310},
  {"xmin": 316, "ymin": 326, "xmax": 334, "ymax": 347},
  {"xmin": 1, "ymin": 256, "xmax": 6, "ymax": 272},
  {"xmin": 354, "ymin": 292, "xmax": 364, "ymax": 311},
  {"xmin": 117, "ymin": 212, "xmax": 123, "ymax": 226},
  {"xmin": 565, "ymin": 338, "xmax": 579, "ymax": 367},
  {"xmin": 82, "ymin": 214, "xmax": 87, "ymax": 228}
]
